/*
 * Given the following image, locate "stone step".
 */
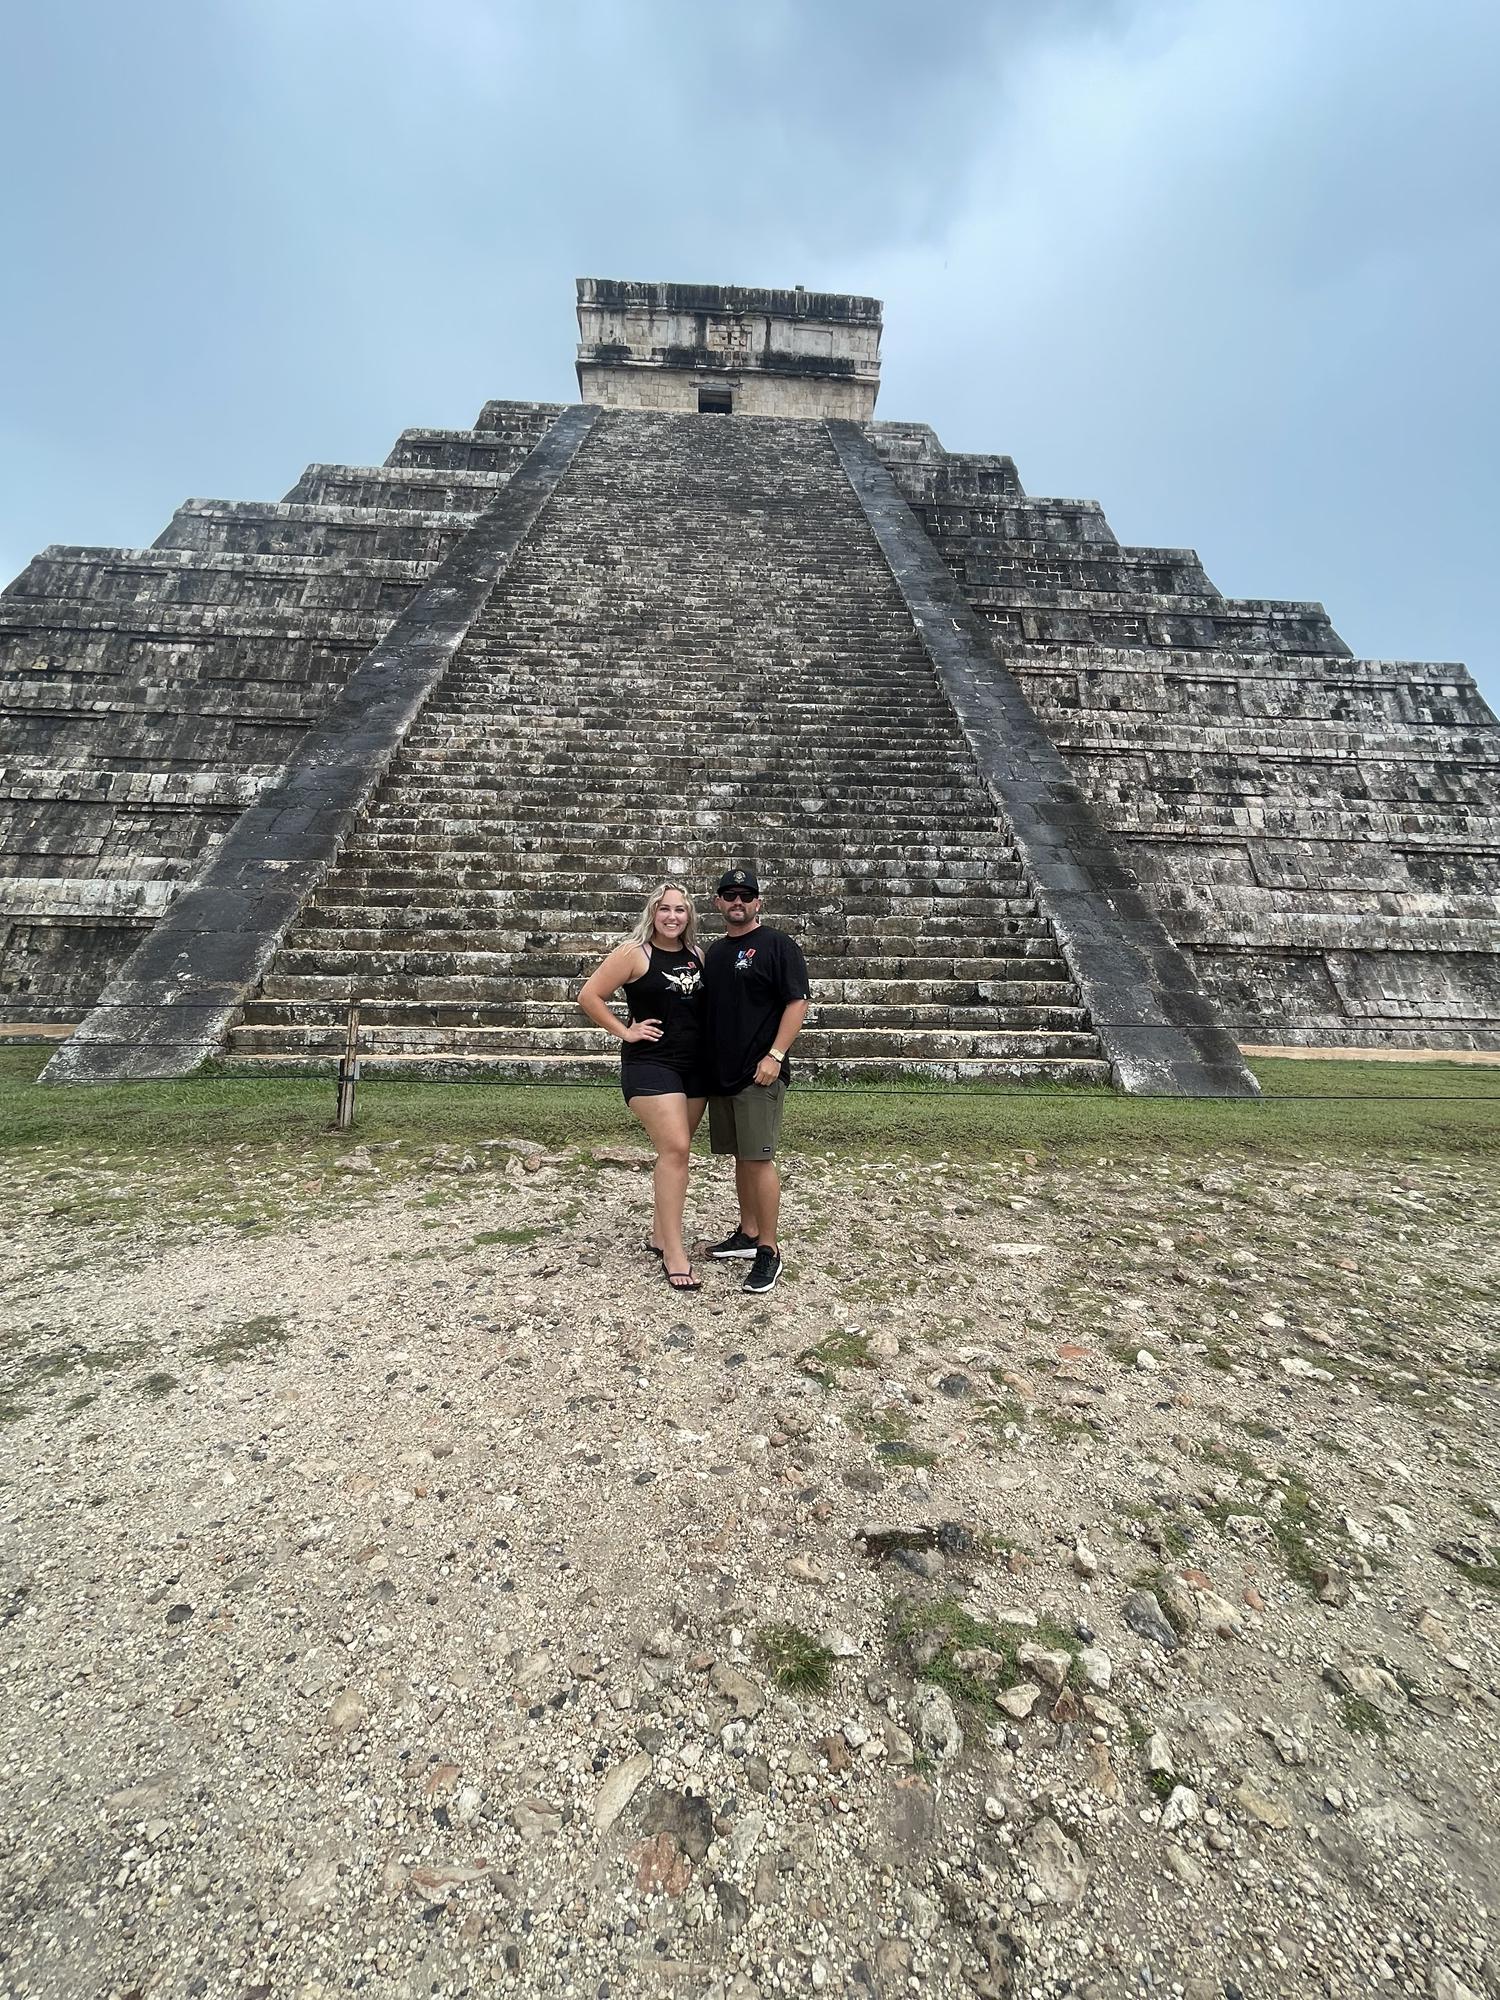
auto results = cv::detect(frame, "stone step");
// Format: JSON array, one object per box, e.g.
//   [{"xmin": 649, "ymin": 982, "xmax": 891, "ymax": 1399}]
[
  {"xmin": 293, "ymin": 906, "xmax": 1058, "ymax": 943},
  {"xmin": 377, "ymin": 775, "xmax": 997, "ymax": 807},
  {"xmin": 319, "ymin": 867, "xmax": 1036, "ymax": 904},
  {"xmin": 288, "ymin": 932, "xmax": 1056, "ymax": 972},
  {"xmin": 244, "ymin": 989, "xmax": 1086, "ymax": 1031},
  {"xmin": 227, "ymin": 1017, "xmax": 1104, "ymax": 1060},
  {"xmin": 357, "ymin": 832, "xmax": 1023, "ymax": 868},
  {"xmin": 455, "ymin": 627, "xmax": 929, "ymax": 644},
  {"xmin": 391, "ymin": 753, "xmax": 991, "ymax": 785},
  {"xmin": 423, "ymin": 687, "xmax": 962, "ymax": 718},
  {"xmin": 451, "ymin": 638, "xmax": 933, "ymax": 660},
  {"xmin": 336, "ymin": 837, "xmax": 1023, "ymax": 875},
  {"xmin": 301, "ymin": 887, "xmax": 1046, "ymax": 922},
  {"xmin": 371, "ymin": 760, "xmax": 1005, "ymax": 789},
  {"xmin": 221, "ymin": 1048, "xmax": 1115, "ymax": 1086},
  {"xmin": 258, "ymin": 964, "xmax": 1076, "ymax": 1005},
  {"xmin": 270, "ymin": 948, "xmax": 1070, "ymax": 989},
  {"xmin": 406, "ymin": 735, "xmax": 972, "ymax": 763},
  {"xmin": 362, "ymin": 807, "xmax": 1005, "ymax": 837}
]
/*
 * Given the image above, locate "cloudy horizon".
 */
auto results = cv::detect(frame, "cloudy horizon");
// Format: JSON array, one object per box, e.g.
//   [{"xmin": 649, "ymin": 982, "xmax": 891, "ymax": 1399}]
[{"xmin": 2, "ymin": 0, "xmax": 1496, "ymax": 702}]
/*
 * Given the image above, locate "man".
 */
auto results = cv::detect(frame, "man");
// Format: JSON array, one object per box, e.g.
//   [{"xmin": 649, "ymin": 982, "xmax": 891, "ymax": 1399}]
[{"xmin": 701, "ymin": 867, "xmax": 811, "ymax": 1295}]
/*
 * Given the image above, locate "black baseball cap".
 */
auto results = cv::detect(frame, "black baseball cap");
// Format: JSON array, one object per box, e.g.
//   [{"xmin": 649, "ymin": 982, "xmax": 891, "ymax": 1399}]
[{"xmin": 717, "ymin": 867, "xmax": 760, "ymax": 896}]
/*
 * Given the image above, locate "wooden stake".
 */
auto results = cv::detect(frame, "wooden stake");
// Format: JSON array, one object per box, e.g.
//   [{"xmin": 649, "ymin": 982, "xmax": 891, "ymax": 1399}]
[{"xmin": 335, "ymin": 996, "xmax": 361, "ymax": 1130}]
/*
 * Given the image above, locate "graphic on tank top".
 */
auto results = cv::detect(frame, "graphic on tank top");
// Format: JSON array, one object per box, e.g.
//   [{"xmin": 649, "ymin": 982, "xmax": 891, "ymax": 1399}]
[{"xmin": 661, "ymin": 959, "xmax": 702, "ymax": 998}]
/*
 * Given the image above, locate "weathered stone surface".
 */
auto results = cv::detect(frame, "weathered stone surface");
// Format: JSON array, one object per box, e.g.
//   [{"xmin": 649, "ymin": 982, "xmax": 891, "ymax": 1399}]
[
  {"xmin": 2, "ymin": 403, "xmax": 563, "ymax": 1023},
  {"xmin": 1019, "ymin": 1815, "xmax": 1088, "ymax": 1909},
  {"xmin": 11, "ymin": 278, "xmax": 1495, "ymax": 1078},
  {"xmin": 593, "ymin": 1752, "xmax": 652, "ymax": 1831},
  {"xmin": 870, "ymin": 421, "xmax": 1500, "ymax": 1053},
  {"xmin": 831, "ymin": 423, "xmax": 1259, "ymax": 1097}
]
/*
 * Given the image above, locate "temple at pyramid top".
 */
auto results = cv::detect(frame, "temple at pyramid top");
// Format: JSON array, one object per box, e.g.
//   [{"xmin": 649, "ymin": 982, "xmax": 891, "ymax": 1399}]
[{"xmin": 575, "ymin": 276, "xmax": 883, "ymax": 420}]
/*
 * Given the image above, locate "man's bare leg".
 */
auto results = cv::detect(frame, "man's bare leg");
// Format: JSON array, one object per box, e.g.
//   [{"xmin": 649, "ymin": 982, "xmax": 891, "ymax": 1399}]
[
  {"xmin": 737, "ymin": 1158, "xmax": 780, "ymax": 1250},
  {"xmin": 732, "ymin": 1157, "xmax": 760, "ymax": 1241}
]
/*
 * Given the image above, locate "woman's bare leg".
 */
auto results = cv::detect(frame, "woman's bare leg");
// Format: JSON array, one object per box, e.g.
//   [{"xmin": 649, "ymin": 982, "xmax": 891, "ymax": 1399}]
[{"xmin": 629, "ymin": 1092, "xmax": 694, "ymax": 1274}]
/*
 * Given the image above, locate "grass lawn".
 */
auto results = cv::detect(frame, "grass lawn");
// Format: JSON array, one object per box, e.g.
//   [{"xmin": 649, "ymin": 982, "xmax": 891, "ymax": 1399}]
[{"xmin": 1, "ymin": 1047, "xmax": 1496, "ymax": 1166}]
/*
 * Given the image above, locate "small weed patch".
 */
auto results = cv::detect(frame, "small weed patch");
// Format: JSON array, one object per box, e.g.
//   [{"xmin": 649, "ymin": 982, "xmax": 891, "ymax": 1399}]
[
  {"xmin": 890, "ymin": 1594, "xmax": 1082, "ymax": 1717},
  {"xmin": 1199, "ymin": 1448, "xmax": 1334, "ymax": 1594},
  {"xmin": 1337, "ymin": 1695, "xmax": 1390, "ymax": 1738},
  {"xmin": 0, "ymin": 1339, "xmax": 149, "ymax": 1414},
  {"xmin": 797, "ymin": 1328, "xmax": 875, "ymax": 1387},
  {"xmin": 1435, "ymin": 1541, "xmax": 1500, "ymax": 1592},
  {"xmin": 847, "ymin": 1404, "xmax": 937, "ymax": 1468},
  {"xmin": 755, "ymin": 1623, "xmax": 836, "ymax": 1696},
  {"xmin": 195, "ymin": 1314, "xmax": 290, "ymax": 1365}
]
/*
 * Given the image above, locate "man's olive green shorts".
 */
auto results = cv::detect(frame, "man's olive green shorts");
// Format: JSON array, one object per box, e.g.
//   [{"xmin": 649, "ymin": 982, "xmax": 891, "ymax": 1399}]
[{"xmin": 708, "ymin": 1081, "xmax": 787, "ymax": 1160}]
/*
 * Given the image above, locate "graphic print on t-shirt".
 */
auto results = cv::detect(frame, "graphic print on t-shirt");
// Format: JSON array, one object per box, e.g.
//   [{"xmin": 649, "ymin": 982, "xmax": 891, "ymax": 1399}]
[
  {"xmin": 734, "ymin": 947, "xmax": 756, "ymax": 974},
  {"xmin": 662, "ymin": 960, "xmax": 702, "ymax": 998}
]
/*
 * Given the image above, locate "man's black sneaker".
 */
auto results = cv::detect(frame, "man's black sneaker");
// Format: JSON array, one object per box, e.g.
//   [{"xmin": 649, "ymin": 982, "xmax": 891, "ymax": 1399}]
[
  {"xmin": 708, "ymin": 1227, "xmax": 759, "ymax": 1260},
  {"xmin": 742, "ymin": 1247, "xmax": 783, "ymax": 1294}
]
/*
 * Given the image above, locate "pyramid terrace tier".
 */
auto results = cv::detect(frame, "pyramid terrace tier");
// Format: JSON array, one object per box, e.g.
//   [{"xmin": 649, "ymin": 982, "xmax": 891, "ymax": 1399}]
[
  {"xmin": 152, "ymin": 500, "xmax": 479, "ymax": 566},
  {"xmin": 869, "ymin": 423, "xmax": 1500, "ymax": 1049}
]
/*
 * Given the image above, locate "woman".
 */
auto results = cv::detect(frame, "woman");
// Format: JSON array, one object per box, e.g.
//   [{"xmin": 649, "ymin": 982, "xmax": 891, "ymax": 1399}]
[{"xmin": 577, "ymin": 882, "xmax": 708, "ymax": 1291}]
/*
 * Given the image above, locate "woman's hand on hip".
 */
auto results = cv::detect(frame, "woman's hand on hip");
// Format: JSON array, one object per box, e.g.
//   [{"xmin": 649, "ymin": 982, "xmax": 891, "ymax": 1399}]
[{"xmin": 622, "ymin": 1018, "xmax": 664, "ymax": 1045}]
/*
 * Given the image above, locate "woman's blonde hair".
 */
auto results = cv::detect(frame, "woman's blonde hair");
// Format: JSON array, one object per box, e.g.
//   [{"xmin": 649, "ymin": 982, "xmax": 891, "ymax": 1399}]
[{"xmin": 627, "ymin": 881, "xmax": 699, "ymax": 952}]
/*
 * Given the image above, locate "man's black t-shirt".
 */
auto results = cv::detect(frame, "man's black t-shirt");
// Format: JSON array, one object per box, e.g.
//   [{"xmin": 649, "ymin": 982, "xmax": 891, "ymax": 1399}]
[{"xmin": 702, "ymin": 924, "xmax": 812, "ymax": 1095}]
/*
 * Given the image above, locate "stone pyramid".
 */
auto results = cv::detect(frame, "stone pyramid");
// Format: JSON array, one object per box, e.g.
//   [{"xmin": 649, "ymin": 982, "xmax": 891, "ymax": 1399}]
[{"xmin": 3, "ymin": 279, "xmax": 1494, "ymax": 1091}]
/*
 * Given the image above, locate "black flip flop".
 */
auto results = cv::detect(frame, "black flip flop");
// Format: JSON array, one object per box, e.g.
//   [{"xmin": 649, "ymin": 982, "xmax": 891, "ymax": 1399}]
[{"xmin": 662, "ymin": 1264, "xmax": 702, "ymax": 1292}]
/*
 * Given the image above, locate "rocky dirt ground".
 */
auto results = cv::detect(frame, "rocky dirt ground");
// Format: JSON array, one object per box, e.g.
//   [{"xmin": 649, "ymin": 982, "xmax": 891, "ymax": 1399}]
[{"xmin": 1, "ymin": 1129, "xmax": 1497, "ymax": 2000}]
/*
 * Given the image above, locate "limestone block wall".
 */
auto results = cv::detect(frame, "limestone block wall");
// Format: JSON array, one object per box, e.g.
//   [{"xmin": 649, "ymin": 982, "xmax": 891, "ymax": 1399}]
[
  {"xmin": 578, "ymin": 365, "xmax": 876, "ymax": 422},
  {"xmin": 0, "ymin": 400, "xmax": 560, "ymax": 1021},
  {"xmin": 576, "ymin": 277, "xmax": 881, "ymax": 421},
  {"xmin": 870, "ymin": 423, "xmax": 1500, "ymax": 1049}
]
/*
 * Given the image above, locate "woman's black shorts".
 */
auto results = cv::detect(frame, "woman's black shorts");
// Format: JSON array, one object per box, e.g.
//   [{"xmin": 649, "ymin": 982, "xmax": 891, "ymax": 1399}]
[{"xmin": 621, "ymin": 1060, "xmax": 710, "ymax": 1104}]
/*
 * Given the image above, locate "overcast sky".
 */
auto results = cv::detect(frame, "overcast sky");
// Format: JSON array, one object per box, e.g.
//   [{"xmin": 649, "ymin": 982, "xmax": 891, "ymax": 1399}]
[{"xmin": 3, "ymin": 0, "xmax": 1496, "ymax": 705}]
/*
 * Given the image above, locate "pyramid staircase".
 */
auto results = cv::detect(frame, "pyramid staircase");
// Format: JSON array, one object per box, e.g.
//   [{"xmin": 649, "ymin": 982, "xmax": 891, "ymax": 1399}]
[{"xmin": 225, "ymin": 409, "xmax": 1112, "ymax": 1082}]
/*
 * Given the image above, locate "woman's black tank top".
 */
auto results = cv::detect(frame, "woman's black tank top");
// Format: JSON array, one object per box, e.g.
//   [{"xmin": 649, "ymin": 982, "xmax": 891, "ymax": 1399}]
[{"xmin": 620, "ymin": 944, "xmax": 704, "ymax": 1071}]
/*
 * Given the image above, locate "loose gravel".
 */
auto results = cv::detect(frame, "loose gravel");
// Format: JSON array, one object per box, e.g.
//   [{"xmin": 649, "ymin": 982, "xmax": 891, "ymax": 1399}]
[{"xmin": 1, "ymin": 1135, "xmax": 1497, "ymax": 2000}]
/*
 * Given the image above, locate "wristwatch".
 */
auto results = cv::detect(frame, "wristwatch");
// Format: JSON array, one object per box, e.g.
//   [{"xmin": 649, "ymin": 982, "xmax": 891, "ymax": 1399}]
[{"xmin": 768, "ymin": 1049, "xmax": 786, "ymax": 1064}]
